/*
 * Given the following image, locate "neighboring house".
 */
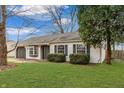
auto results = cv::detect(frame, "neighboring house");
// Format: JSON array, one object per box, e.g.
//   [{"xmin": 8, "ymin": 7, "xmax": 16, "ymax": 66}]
[
  {"xmin": 114, "ymin": 43, "xmax": 124, "ymax": 50},
  {"xmin": 16, "ymin": 32, "xmax": 106, "ymax": 63},
  {"xmin": 7, "ymin": 40, "xmax": 16, "ymax": 58}
]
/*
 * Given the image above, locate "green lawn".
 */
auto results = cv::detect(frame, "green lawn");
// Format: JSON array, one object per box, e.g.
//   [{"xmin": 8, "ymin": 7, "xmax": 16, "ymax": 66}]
[{"xmin": 0, "ymin": 60, "xmax": 124, "ymax": 88}]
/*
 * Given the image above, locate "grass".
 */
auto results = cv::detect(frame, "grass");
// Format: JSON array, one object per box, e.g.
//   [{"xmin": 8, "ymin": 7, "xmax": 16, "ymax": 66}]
[{"xmin": 0, "ymin": 60, "xmax": 124, "ymax": 88}]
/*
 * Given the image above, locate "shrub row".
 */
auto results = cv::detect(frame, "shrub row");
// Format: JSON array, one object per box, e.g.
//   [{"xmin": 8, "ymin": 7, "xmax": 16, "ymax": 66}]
[
  {"xmin": 48, "ymin": 53, "xmax": 90, "ymax": 64},
  {"xmin": 48, "ymin": 53, "xmax": 66, "ymax": 62},
  {"xmin": 69, "ymin": 54, "xmax": 90, "ymax": 64}
]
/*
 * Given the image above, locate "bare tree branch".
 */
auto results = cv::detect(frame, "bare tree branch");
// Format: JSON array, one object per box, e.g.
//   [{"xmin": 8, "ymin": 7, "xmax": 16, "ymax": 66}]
[{"xmin": 44, "ymin": 6, "xmax": 77, "ymax": 33}]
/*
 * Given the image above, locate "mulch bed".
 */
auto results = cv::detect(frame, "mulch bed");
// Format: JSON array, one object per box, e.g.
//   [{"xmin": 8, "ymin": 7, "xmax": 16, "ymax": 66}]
[{"xmin": 0, "ymin": 63, "xmax": 17, "ymax": 71}]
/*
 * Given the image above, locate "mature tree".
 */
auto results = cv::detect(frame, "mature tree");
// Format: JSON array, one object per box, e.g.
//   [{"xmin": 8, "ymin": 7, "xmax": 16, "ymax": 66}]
[
  {"xmin": 0, "ymin": 5, "xmax": 7, "ymax": 65},
  {"xmin": 78, "ymin": 5, "xmax": 124, "ymax": 64}
]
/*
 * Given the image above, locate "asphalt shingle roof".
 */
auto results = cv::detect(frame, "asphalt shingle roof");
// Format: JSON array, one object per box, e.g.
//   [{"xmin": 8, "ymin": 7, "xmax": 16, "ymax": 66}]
[{"xmin": 18, "ymin": 32, "xmax": 82, "ymax": 46}]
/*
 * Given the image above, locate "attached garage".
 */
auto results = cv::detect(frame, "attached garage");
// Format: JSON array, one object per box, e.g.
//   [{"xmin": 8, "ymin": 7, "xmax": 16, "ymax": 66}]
[{"xmin": 16, "ymin": 47, "xmax": 26, "ymax": 59}]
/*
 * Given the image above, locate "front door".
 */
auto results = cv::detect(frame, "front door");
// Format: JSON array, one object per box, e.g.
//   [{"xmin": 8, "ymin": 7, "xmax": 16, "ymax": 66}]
[{"xmin": 42, "ymin": 46, "xmax": 49, "ymax": 59}]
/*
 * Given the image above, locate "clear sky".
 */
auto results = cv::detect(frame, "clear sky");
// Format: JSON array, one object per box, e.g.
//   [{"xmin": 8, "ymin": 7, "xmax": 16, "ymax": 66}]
[{"xmin": 6, "ymin": 5, "xmax": 78, "ymax": 41}]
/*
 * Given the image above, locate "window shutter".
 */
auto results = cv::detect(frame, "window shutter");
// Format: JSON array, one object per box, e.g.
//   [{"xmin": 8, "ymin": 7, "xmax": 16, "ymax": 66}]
[
  {"xmin": 87, "ymin": 45, "xmax": 90, "ymax": 55},
  {"xmin": 54, "ymin": 45, "xmax": 57, "ymax": 53},
  {"xmin": 73, "ymin": 44, "xmax": 76, "ymax": 53},
  {"xmin": 65, "ymin": 45, "xmax": 68, "ymax": 56}
]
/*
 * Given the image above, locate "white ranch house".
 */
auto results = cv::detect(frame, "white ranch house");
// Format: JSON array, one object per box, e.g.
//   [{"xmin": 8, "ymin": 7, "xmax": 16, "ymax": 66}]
[{"xmin": 15, "ymin": 32, "xmax": 106, "ymax": 63}]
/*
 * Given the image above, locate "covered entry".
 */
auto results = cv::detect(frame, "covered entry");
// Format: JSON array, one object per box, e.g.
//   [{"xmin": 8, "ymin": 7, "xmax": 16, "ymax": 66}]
[
  {"xmin": 41, "ymin": 45, "xmax": 49, "ymax": 59},
  {"xmin": 16, "ymin": 47, "xmax": 26, "ymax": 59}
]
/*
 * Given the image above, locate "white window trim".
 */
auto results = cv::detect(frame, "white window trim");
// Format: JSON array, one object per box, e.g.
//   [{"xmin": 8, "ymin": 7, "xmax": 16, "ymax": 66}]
[
  {"xmin": 28, "ymin": 46, "xmax": 38, "ymax": 56},
  {"xmin": 54, "ymin": 45, "xmax": 68, "ymax": 56},
  {"xmin": 75, "ymin": 44, "xmax": 87, "ymax": 54},
  {"xmin": 56, "ymin": 45, "xmax": 65, "ymax": 53}
]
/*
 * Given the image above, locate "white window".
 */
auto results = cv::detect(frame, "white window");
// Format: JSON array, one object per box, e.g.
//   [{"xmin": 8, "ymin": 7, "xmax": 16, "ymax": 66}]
[
  {"xmin": 54, "ymin": 45, "xmax": 68, "ymax": 56},
  {"xmin": 28, "ymin": 46, "xmax": 38, "ymax": 57},
  {"xmin": 58, "ymin": 45, "xmax": 64, "ymax": 53},
  {"xmin": 73, "ymin": 44, "xmax": 86, "ymax": 54}
]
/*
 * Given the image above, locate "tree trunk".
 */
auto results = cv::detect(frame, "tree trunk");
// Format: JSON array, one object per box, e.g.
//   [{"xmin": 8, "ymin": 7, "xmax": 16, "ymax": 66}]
[
  {"xmin": 60, "ymin": 29, "xmax": 64, "ymax": 33},
  {"xmin": 106, "ymin": 30, "xmax": 111, "ymax": 64},
  {"xmin": 0, "ymin": 5, "xmax": 7, "ymax": 66}
]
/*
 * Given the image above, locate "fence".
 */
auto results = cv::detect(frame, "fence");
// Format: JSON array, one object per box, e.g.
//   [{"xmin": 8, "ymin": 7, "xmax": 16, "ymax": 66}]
[
  {"xmin": 111, "ymin": 43, "xmax": 124, "ymax": 60},
  {"xmin": 112, "ymin": 50, "xmax": 124, "ymax": 60}
]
